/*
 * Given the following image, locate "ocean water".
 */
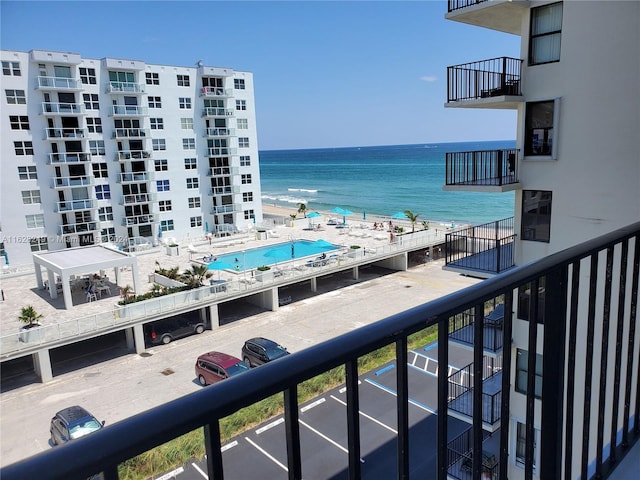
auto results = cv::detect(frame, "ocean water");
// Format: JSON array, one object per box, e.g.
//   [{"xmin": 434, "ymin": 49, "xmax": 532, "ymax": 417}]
[{"xmin": 259, "ymin": 140, "xmax": 515, "ymax": 225}]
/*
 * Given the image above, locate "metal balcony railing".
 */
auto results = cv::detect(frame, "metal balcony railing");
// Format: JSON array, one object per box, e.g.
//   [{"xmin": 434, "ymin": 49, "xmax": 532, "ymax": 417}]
[
  {"xmin": 200, "ymin": 87, "xmax": 233, "ymax": 97},
  {"xmin": 47, "ymin": 152, "xmax": 92, "ymax": 164},
  {"xmin": 448, "ymin": 357, "xmax": 503, "ymax": 425},
  {"xmin": 445, "ymin": 149, "xmax": 519, "ymax": 187},
  {"xmin": 447, "ymin": 427, "xmax": 497, "ymax": 480},
  {"xmin": 207, "ymin": 147, "xmax": 237, "ymax": 156},
  {"xmin": 51, "ymin": 176, "xmax": 94, "ymax": 189},
  {"xmin": 449, "ymin": 309, "xmax": 504, "ymax": 353},
  {"xmin": 3, "ymin": 222, "xmax": 639, "ymax": 480},
  {"xmin": 447, "ymin": 57, "xmax": 522, "ymax": 103},
  {"xmin": 210, "ymin": 204, "xmax": 236, "ymax": 215},
  {"xmin": 115, "ymin": 150, "xmax": 151, "ymax": 161},
  {"xmin": 110, "ymin": 105, "xmax": 148, "ymax": 116},
  {"xmin": 122, "ymin": 214, "xmax": 157, "ymax": 226},
  {"xmin": 106, "ymin": 82, "xmax": 145, "ymax": 94},
  {"xmin": 44, "ymin": 128, "xmax": 87, "ymax": 140},
  {"xmin": 121, "ymin": 193, "xmax": 157, "ymax": 205},
  {"xmin": 58, "ymin": 222, "xmax": 99, "ymax": 235},
  {"xmin": 205, "ymin": 127, "xmax": 236, "ymax": 137},
  {"xmin": 36, "ymin": 76, "xmax": 81, "ymax": 90},
  {"xmin": 55, "ymin": 199, "xmax": 97, "ymax": 212},
  {"xmin": 112, "ymin": 128, "xmax": 149, "ymax": 139},
  {"xmin": 118, "ymin": 172, "xmax": 154, "ymax": 183},
  {"xmin": 202, "ymin": 107, "xmax": 235, "ymax": 117},
  {"xmin": 41, "ymin": 102, "xmax": 86, "ymax": 115}
]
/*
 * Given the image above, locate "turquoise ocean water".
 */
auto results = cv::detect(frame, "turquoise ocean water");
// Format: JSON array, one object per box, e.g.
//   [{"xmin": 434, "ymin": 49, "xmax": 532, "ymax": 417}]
[{"xmin": 259, "ymin": 140, "xmax": 515, "ymax": 225}]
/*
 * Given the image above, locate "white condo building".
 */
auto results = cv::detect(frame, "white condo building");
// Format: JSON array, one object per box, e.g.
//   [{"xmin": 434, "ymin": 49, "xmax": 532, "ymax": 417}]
[{"xmin": 0, "ymin": 50, "xmax": 262, "ymax": 267}]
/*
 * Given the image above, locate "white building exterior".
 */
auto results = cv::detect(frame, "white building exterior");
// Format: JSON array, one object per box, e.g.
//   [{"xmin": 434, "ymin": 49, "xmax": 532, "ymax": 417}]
[
  {"xmin": 1, "ymin": 50, "xmax": 262, "ymax": 266},
  {"xmin": 445, "ymin": 1, "xmax": 639, "ymax": 478}
]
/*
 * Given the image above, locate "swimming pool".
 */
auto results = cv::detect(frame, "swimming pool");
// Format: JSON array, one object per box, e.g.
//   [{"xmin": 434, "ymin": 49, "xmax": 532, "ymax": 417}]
[{"xmin": 207, "ymin": 239, "xmax": 341, "ymax": 272}]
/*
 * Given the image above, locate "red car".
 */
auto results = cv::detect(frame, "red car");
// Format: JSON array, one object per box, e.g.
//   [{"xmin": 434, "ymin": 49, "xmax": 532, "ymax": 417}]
[{"xmin": 195, "ymin": 351, "xmax": 250, "ymax": 386}]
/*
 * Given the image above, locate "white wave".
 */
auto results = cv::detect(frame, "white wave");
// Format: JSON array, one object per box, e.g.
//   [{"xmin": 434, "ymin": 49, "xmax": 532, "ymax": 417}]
[{"xmin": 288, "ymin": 188, "xmax": 318, "ymax": 193}]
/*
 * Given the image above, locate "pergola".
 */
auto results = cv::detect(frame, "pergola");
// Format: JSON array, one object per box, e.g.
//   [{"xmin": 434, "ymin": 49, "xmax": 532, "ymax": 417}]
[{"xmin": 33, "ymin": 245, "xmax": 141, "ymax": 310}]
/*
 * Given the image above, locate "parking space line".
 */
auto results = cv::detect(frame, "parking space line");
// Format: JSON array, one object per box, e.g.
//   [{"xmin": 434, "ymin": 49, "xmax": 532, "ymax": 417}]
[
  {"xmin": 221, "ymin": 440, "xmax": 238, "ymax": 452},
  {"xmin": 299, "ymin": 420, "xmax": 365, "ymax": 463},
  {"xmin": 330, "ymin": 395, "xmax": 397, "ymax": 434},
  {"xmin": 301, "ymin": 397, "xmax": 325, "ymax": 413},
  {"xmin": 256, "ymin": 418, "xmax": 284, "ymax": 434},
  {"xmin": 375, "ymin": 364, "xmax": 395, "ymax": 375},
  {"xmin": 245, "ymin": 436, "xmax": 289, "ymax": 472},
  {"xmin": 155, "ymin": 466, "xmax": 186, "ymax": 480},
  {"xmin": 423, "ymin": 342, "xmax": 437, "ymax": 352},
  {"xmin": 338, "ymin": 380, "xmax": 361, "ymax": 394},
  {"xmin": 364, "ymin": 378, "xmax": 437, "ymax": 414},
  {"xmin": 191, "ymin": 463, "xmax": 208, "ymax": 479}
]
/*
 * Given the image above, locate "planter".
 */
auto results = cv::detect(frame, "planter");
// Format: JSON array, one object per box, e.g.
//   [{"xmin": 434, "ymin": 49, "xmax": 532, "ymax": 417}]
[
  {"xmin": 19, "ymin": 324, "xmax": 43, "ymax": 343},
  {"xmin": 255, "ymin": 269, "xmax": 273, "ymax": 283},
  {"xmin": 166, "ymin": 245, "xmax": 179, "ymax": 256}
]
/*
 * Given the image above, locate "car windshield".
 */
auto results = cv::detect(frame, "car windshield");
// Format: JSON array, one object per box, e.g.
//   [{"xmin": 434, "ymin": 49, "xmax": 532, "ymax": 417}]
[
  {"xmin": 226, "ymin": 362, "xmax": 250, "ymax": 377},
  {"xmin": 265, "ymin": 344, "xmax": 289, "ymax": 360},
  {"xmin": 69, "ymin": 419, "xmax": 102, "ymax": 439}
]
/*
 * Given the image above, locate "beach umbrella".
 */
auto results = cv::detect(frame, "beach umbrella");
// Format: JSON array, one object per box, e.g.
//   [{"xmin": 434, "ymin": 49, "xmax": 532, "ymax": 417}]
[
  {"xmin": 391, "ymin": 211, "xmax": 408, "ymax": 219},
  {"xmin": 306, "ymin": 211, "xmax": 321, "ymax": 228},
  {"xmin": 331, "ymin": 207, "xmax": 346, "ymax": 215},
  {"xmin": 341, "ymin": 209, "xmax": 353, "ymax": 224},
  {"xmin": 363, "ymin": 210, "xmax": 366, "ymax": 220}
]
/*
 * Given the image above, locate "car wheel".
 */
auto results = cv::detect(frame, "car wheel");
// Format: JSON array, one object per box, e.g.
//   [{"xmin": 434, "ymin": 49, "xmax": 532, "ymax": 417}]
[
  {"xmin": 244, "ymin": 357, "xmax": 252, "ymax": 368},
  {"xmin": 195, "ymin": 325, "xmax": 205, "ymax": 334},
  {"xmin": 161, "ymin": 334, "xmax": 172, "ymax": 345},
  {"xmin": 50, "ymin": 433, "xmax": 57, "ymax": 446},
  {"xmin": 198, "ymin": 374, "xmax": 207, "ymax": 386}
]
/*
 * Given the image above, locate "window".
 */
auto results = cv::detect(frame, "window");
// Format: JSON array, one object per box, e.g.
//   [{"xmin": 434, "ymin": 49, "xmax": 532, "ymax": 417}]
[
  {"xmin": 154, "ymin": 159, "xmax": 168, "ymax": 171},
  {"xmin": 236, "ymin": 100, "xmax": 246, "ymax": 111},
  {"xmin": 190, "ymin": 216, "xmax": 203, "ymax": 228},
  {"xmin": 241, "ymin": 174, "xmax": 252, "ymax": 184},
  {"xmin": 515, "ymin": 422, "xmax": 537, "ymax": 468},
  {"xmin": 152, "ymin": 139, "xmax": 166, "ymax": 151},
  {"xmin": 79, "ymin": 67, "xmax": 96, "ymax": 84},
  {"xmin": 18, "ymin": 166, "xmax": 37, "ymax": 180},
  {"xmin": 237, "ymin": 118, "xmax": 248, "ymax": 130},
  {"xmin": 95, "ymin": 185, "xmax": 111, "ymax": 200},
  {"xmin": 521, "ymin": 190, "xmax": 552, "ymax": 242},
  {"xmin": 30, "ymin": 236, "xmax": 48, "ymax": 252},
  {"xmin": 186, "ymin": 177, "xmax": 199, "ymax": 189},
  {"xmin": 93, "ymin": 163, "xmax": 108, "ymax": 178},
  {"xmin": 159, "ymin": 200, "xmax": 172, "ymax": 212},
  {"xmin": 9, "ymin": 115, "xmax": 29, "ymax": 130},
  {"xmin": 184, "ymin": 158, "xmax": 197, "ymax": 169},
  {"xmin": 109, "ymin": 71, "xmax": 135, "ymax": 83},
  {"xmin": 86, "ymin": 117, "xmax": 102, "ymax": 133},
  {"xmin": 150, "ymin": 118, "xmax": 164, "ymax": 130},
  {"xmin": 89, "ymin": 140, "xmax": 105, "ymax": 155},
  {"xmin": 188, "ymin": 197, "xmax": 201, "ymax": 208},
  {"xmin": 529, "ymin": 2, "xmax": 562, "ymax": 65},
  {"xmin": 14, "ymin": 141, "xmax": 34, "ymax": 155},
  {"xmin": 179, "ymin": 97, "xmax": 191, "ymax": 109},
  {"xmin": 161, "ymin": 220, "xmax": 174, "ymax": 231},
  {"xmin": 101, "ymin": 227, "xmax": 116, "ymax": 243},
  {"xmin": 234, "ymin": 78, "xmax": 245, "ymax": 90},
  {"xmin": 238, "ymin": 137, "xmax": 250, "ymax": 148},
  {"xmin": 244, "ymin": 209, "xmax": 255, "ymax": 220},
  {"xmin": 148, "ymin": 96, "xmax": 162, "ymax": 108},
  {"xmin": 183, "ymin": 138, "xmax": 196, "ymax": 150},
  {"xmin": 177, "ymin": 75, "xmax": 190, "ymax": 86},
  {"xmin": 26, "ymin": 214, "xmax": 45, "ymax": 228},
  {"xmin": 145, "ymin": 72, "xmax": 159, "ymax": 85},
  {"xmin": 98, "ymin": 206, "xmax": 113, "ymax": 221},
  {"xmin": 5, "ymin": 89, "xmax": 26, "ymax": 104},
  {"xmin": 515, "ymin": 349, "xmax": 543, "ymax": 398},
  {"xmin": 524, "ymin": 101, "xmax": 555, "ymax": 156},
  {"xmin": 240, "ymin": 155, "xmax": 251, "ymax": 166},
  {"xmin": 180, "ymin": 118, "xmax": 193, "ymax": 130},
  {"xmin": 83, "ymin": 93, "xmax": 99, "ymax": 109},
  {"xmin": 21, "ymin": 190, "xmax": 41, "ymax": 204},
  {"xmin": 242, "ymin": 192, "xmax": 253, "ymax": 202},
  {"xmin": 2, "ymin": 61, "xmax": 21, "ymax": 76},
  {"xmin": 157, "ymin": 180, "xmax": 170, "ymax": 191}
]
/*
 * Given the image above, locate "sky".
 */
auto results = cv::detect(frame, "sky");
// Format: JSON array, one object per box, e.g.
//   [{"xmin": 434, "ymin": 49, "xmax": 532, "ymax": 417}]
[{"xmin": 1, "ymin": 0, "xmax": 520, "ymax": 150}]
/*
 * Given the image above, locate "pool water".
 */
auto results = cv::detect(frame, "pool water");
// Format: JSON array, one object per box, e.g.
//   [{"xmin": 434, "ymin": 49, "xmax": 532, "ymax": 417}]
[{"xmin": 207, "ymin": 239, "xmax": 340, "ymax": 272}]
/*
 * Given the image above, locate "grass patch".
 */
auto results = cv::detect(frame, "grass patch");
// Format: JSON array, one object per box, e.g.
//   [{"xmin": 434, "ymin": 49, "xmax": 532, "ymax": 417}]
[{"xmin": 119, "ymin": 325, "xmax": 437, "ymax": 479}]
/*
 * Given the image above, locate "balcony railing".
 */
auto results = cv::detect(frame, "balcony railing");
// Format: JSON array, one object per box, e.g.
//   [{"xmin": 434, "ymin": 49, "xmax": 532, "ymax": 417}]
[
  {"xmin": 44, "ymin": 127, "xmax": 87, "ymax": 140},
  {"xmin": 122, "ymin": 214, "xmax": 157, "ymax": 226},
  {"xmin": 447, "ymin": 427, "xmax": 498, "ymax": 480},
  {"xmin": 3, "ymin": 221, "xmax": 639, "ymax": 480},
  {"xmin": 118, "ymin": 172, "xmax": 154, "ymax": 183},
  {"xmin": 55, "ymin": 199, "xmax": 97, "ymax": 212},
  {"xmin": 208, "ymin": 185, "xmax": 239, "ymax": 196},
  {"xmin": 202, "ymin": 107, "xmax": 235, "ymax": 117},
  {"xmin": 200, "ymin": 87, "xmax": 233, "ymax": 97},
  {"xmin": 58, "ymin": 221, "xmax": 99, "ymax": 235},
  {"xmin": 449, "ymin": 309, "xmax": 504, "ymax": 353},
  {"xmin": 207, "ymin": 147, "xmax": 237, "ymax": 157},
  {"xmin": 41, "ymin": 102, "xmax": 86, "ymax": 115},
  {"xmin": 106, "ymin": 82, "xmax": 145, "ymax": 94},
  {"xmin": 110, "ymin": 105, "xmax": 148, "ymax": 116},
  {"xmin": 447, "ymin": 57, "xmax": 522, "ymax": 103},
  {"xmin": 445, "ymin": 149, "xmax": 519, "ymax": 188},
  {"xmin": 210, "ymin": 204, "xmax": 236, "ymax": 215},
  {"xmin": 205, "ymin": 127, "xmax": 236, "ymax": 137},
  {"xmin": 115, "ymin": 150, "xmax": 151, "ymax": 161},
  {"xmin": 121, "ymin": 193, "xmax": 157, "ymax": 205},
  {"xmin": 36, "ymin": 76, "xmax": 81, "ymax": 90},
  {"xmin": 51, "ymin": 176, "xmax": 94, "ymax": 189},
  {"xmin": 445, "ymin": 217, "xmax": 515, "ymax": 276},
  {"xmin": 112, "ymin": 128, "xmax": 149, "ymax": 139},
  {"xmin": 47, "ymin": 152, "xmax": 92, "ymax": 164}
]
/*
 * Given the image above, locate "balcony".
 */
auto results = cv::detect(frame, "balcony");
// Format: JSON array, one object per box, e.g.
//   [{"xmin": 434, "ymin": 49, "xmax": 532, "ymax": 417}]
[
  {"xmin": 446, "ymin": 57, "xmax": 523, "ymax": 108},
  {"xmin": 47, "ymin": 152, "xmax": 92, "ymax": 164},
  {"xmin": 444, "ymin": 148, "xmax": 520, "ymax": 192},
  {"xmin": 207, "ymin": 166, "xmax": 239, "ymax": 176},
  {"xmin": 118, "ymin": 172, "xmax": 154, "ymax": 183},
  {"xmin": 44, "ymin": 127, "xmax": 87, "ymax": 140},
  {"xmin": 122, "ymin": 214, "xmax": 158, "ymax": 226},
  {"xmin": 202, "ymin": 107, "xmax": 235, "ymax": 117},
  {"xmin": 4, "ymin": 221, "xmax": 638, "ymax": 480},
  {"xmin": 449, "ymin": 304, "xmax": 504, "ymax": 355},
  {"xmin": 446, "ymin": 0, "xmax": 529, "ymax": 36},
  {"xmin": 447, "ymin": 427, "xmax": 500, "ymax": 480},
  {"xmin": 120, "ymin": 193, "xmax": 157, "ymax": 205},
  {"xmin": 112, "ymin": 128, "xmax": 149, "ymax": 139},
  {"xmin": 207, "ymin": 147, "xmax": 237, "ymax": 157},
  {"xmin": 208, "ymin": 185, "xmax": 239, "ymax": 196},
  {"xmin": 204, "ymin": 127, "xmax": 236, "ymax": 138},
  {"xmin": 58, "ymin": 221, "xmax": 99, "ymax": 235},
  {"xmin": 110, "ymin": 105, "xmax": 148, "ymax": 117},
  {"xmin": 106, "ymin": 82, "xmax": 145, "ymax": 94},
  {"xmin": 55, "ymin": 199, "xmax": 97, "ymax": 212},
  {"xmin": 115, "ymin": 150, "xmax": 151, "ymax": 161},
  {"xmin": 41, "ymin": 102, "xmax": 86, "ymax": 116},
  {"xmin": 444, "ymin": 217, "xmax": 515, "ymax": 278},
  {"xmin": 36, "ymin": 76, "xmax": 82, "ymax": 90},
  {"xmin": 51, "ymin": 176, "xmax": 94, "ymax": 189},
  {"xmin": 200, "ymin": 87, "xmax": 233, "ymax": 97},
  {"xmin": 210, "ymin": 204, "xmax": 237, "ymax": 215}
]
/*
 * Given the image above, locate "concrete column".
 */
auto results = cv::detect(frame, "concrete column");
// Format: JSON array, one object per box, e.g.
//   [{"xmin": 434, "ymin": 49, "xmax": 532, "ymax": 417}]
[
  {"xmin": 34, "ymin": 349, "xmax": 53, "ymax": 383},
  {"xmin": 199, "ymin": 307, "xmax": 207, "ymax": 322},
  {"xmin": 270, "ymin": 288, "xmax": 278, "ymax": 312},
  {"xmin": 310, "ymin": 277, "xmax": 317, "ymax": 292},
  {"xmin": 352, "ymin": 266, "xmax": 359, "ymax": 280},
  {"xmin": 127, "ymin": 324, "xmax": 145, "ymax": 354},
  {"xmin": 60, "ymin": 275, "xmax": 73, "ymax": 310},
  {"xmin": 125, "ymin": 327, "xmax": 134, "ymax": 350},
  {"xmin": 209, "ymin": 304, "xmax": 220, "ymax": 329},
  {"xmin": 47, "ymin": 270, "xmax": 57, "ymax": 299},
  {"xmin": 34, "ymin": 264, "xmax": 43, "ymax": 289}
]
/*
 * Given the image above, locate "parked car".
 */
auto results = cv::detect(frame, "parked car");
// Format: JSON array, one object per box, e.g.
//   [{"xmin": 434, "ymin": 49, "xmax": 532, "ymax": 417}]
[
  {"xmin": 195, "ymin": 351, "xmax": 250, "ymax": 386},
  {"xmin": 144, "ymin": 315, "xmax": 206, "ymax": 346},
  {"xmin": 50, "ymin": 405, "xmax": 105, "ymax": 446},
  {"xmin": 241, "ymin": 337, "xmax": 290, "ymax": 367}
]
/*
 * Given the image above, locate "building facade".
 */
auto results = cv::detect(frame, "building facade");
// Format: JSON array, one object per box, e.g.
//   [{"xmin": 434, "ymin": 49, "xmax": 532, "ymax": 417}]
[{"xmin": 0, "ymin": 50, "xmax": 262, "ymax": 266}]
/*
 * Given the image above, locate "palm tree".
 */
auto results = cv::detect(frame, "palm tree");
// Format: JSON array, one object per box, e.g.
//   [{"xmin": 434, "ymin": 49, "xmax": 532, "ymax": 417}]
[
  {"xmin": 181, "ymin": 264, "xmax": 213, "ymax": 288},
  {"xmin": 297, "ymin": 203, "xmax": 308, "ymax": 218},
  {"xmin": 404, "ymin": 210, "xmax": 421, "ymax": 233},
  {"xmin": 18, "ymin": 305, "xmax": 43, "ymax": 328}
]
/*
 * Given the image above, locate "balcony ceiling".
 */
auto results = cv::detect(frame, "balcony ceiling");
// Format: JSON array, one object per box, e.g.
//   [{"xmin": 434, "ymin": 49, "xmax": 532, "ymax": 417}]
[{"xmin": 445, "ymin": 0, "xmax": 529, "ymax": 36}]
